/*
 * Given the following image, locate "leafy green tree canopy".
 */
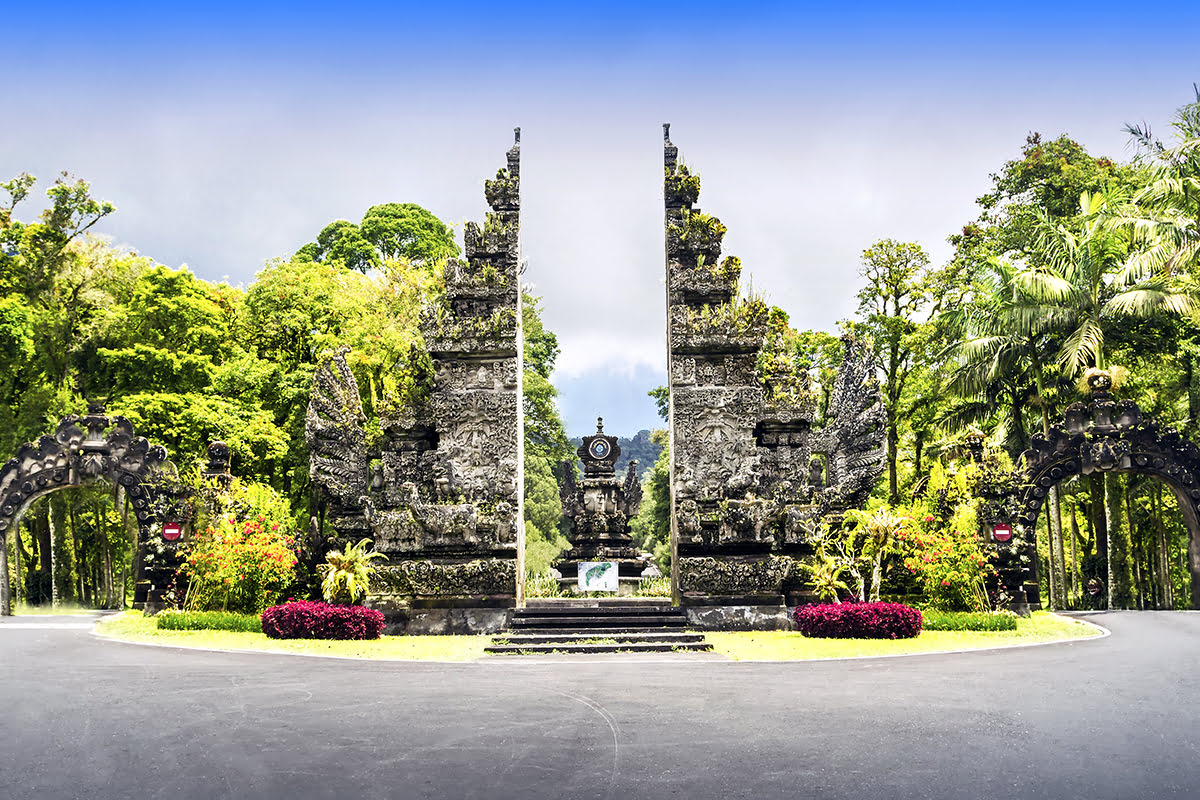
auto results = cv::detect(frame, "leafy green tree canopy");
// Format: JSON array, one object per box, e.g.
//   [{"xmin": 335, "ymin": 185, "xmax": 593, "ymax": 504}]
[{"xmin": 295, "ymin": 203, "xmax": 459, "ymax": 273}]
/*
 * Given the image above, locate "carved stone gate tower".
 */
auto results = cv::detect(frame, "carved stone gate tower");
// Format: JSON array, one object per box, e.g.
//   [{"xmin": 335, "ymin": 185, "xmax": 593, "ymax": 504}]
[
  {"xmin": 308, "ymin": 131, "xmax": 524, "ymax": 634},
  {"xmin": 663, "ymin": 125, "xmax": 887, "ymax": 628}
]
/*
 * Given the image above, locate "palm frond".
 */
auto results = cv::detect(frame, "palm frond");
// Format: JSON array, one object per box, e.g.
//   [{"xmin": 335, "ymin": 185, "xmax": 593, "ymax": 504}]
[{"xmin": 1057, "ymin": 319, "xmax": 1105, "ymax": 375}]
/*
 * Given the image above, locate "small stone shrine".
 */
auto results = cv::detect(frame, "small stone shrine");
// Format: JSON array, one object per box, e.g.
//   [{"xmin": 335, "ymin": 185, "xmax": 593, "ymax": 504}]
[
  {"xmin": 556, "ymin": 417, "xmax": 644, "ymax": 591},
  {"xmin": 663, "ymin": 125, "xmax": 888, "ymax": 627},
  {"xmin": 307, "ymin": 131, "xmax": 523, "ymax": 633}
]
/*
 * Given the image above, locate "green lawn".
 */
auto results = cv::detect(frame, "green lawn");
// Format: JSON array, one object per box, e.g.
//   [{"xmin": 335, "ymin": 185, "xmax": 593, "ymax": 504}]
[
  {"xmin": 705, "ymin": 611, "xmax": 1101, "ymax": 661},
  {"xmin": 94, "ymin": 611, "xmax": 490, "ymax": 661}
]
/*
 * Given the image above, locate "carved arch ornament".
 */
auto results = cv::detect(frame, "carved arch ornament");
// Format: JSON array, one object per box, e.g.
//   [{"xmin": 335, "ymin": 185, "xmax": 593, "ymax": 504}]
[
  {"xmin": 0, "ymin": 406, "xmax": 194, "ymax": 612},
  {"xmin": 1016, "ymin": 385, "xmax": 1200, "ymax": 605}
]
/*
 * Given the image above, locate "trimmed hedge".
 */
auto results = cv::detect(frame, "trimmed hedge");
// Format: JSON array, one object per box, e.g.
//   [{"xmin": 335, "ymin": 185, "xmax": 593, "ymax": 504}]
[
  {"xmin": 156, "ymin": 610, "xmax": 263, "ymax": 633},
  {"xmin": 922, "ymin": 610, "xmax": 1018, "ymax": 632},
  {"xmin": 793, "ymin": 601, "xmax": 923, "ymax": 639},
  {"xmin": 260, "ymin": 600, "xmax": 386, "ymax": 640}
]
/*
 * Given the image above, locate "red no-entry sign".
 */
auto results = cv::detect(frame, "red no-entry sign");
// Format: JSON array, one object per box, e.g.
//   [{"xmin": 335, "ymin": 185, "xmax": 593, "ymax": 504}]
[
  {"xmin": 162, "ymin": 522, "xmax": 183, "ymax": 541},
  {"xmin": 992, "ymin": 523, "xmax": 1013, "ymax": 543}
]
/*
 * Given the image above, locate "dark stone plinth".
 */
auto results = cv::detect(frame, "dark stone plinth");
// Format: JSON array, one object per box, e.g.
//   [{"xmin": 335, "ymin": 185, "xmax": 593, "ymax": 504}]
[
  {"xmin": 379, "ymin": 605, "xmax": 513, "ymax": 635},
  {"xmin": 681, "ymin": 594, "xmax": 790, "ymax": 630}
]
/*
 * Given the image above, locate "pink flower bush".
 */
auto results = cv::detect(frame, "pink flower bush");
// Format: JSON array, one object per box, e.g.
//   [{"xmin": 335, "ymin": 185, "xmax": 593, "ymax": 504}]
[
  {"xmin": 793, "ymin": 601, "xmax": 923, "ymax": 639},
  {"xmin": 261, "ymin": 600, "xmax": 386, "ymax": 640}
]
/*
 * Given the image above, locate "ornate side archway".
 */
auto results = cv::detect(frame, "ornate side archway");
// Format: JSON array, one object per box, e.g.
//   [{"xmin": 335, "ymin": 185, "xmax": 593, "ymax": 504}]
[
  {"xmin": 1017, "ymin": 378, "xmax": 1200, "ymax": 608},
  {"xmin": 0, "ymin": 405, "xmax": 191, "ymax": 614}
]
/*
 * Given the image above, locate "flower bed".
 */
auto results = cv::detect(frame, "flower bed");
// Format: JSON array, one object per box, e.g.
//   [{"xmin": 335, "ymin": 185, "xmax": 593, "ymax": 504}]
[
  {"xmin": 261, "ymin": 601, "xmax": 386, "ymax": 640},
  {"xmin": 792, "ymin": 601, "xmax": 923, "ymax": 639}
]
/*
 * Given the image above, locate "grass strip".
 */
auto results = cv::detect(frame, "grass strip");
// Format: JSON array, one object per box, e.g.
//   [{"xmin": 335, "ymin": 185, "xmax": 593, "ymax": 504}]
[
  {"xmin": 706, "ymin": 612, "xmax": 1100, "ymax": 661},
  {"xmin": 157, "ymin": 610, "xmax": 263, "ymax": 633},
  {"xmin": 921, "ymin": 610, "xmax": 1019, "ymax": 632},
  {"xmin": 96, "ymin": 611, "xmax": 489, "ymax": 661}
]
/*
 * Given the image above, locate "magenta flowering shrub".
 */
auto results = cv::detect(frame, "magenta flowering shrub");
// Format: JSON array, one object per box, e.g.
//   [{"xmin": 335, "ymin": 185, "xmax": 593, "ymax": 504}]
[
  {"xmin": 792, "ymin": 601, "xmax": 923, "ymax": 639},
  {"xmin": 261, "ymin": 600, "xmax": 386, "ymax": 640}
]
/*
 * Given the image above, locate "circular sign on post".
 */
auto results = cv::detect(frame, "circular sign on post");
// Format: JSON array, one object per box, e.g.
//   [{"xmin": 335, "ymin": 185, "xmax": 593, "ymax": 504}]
[
  {"xmin": 991, "ymin": 523, "xmax": 1013, "ymax": 543},
  {"xmin": 162, "ymin": 522, "xmax": 183, "ymax": 541}
]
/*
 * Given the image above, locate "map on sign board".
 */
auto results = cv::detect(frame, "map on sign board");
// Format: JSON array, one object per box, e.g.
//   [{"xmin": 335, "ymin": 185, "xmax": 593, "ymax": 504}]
[{"xmin": 578, "ymin": 561, "xmax": 618, "ymax": 592}]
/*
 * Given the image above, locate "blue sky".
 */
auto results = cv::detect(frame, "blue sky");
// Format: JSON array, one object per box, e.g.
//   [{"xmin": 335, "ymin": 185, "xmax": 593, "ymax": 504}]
[{"xmin": 5, "ymin": 2, "xmax": 1199, "ymax": 435}]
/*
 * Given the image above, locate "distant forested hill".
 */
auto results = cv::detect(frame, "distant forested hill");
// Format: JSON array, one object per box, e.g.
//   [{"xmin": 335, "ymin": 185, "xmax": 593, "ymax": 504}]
[{"xmin": 568, "ymin": 429, "xmax": 662, "ymax": 479}]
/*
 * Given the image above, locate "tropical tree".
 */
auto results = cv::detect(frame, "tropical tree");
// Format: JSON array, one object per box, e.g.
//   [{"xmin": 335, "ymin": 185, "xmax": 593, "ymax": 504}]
[
  {"xmin": 1024, "ymin": 192, "xmax": 1193, "ymax": 376},
  {"xmin": 1021, "ymin": 191, "xmax": 1195, "ymax": 607},
  {"xmin": 854, "ymin": 239, "xmax": 933, "ymax": 503}
]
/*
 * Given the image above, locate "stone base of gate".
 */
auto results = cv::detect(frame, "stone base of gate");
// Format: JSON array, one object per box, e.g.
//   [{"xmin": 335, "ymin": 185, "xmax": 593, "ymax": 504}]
[
  {"xmin": 680, "ymin": 594, "xmax": 791, "ymax": 631},
  {"xmin": 371, "ymin": 595, "xmax": 515, "ymax": 635}
]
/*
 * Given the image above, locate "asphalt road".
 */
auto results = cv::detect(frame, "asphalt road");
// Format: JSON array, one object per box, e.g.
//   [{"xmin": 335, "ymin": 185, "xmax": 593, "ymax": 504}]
[{"xmin": 1, "ymin": 611, "xmax": 1197, "ymax": 799}]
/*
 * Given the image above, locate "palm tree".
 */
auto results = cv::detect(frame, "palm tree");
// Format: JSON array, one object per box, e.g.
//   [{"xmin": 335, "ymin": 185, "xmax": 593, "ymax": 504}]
[
  {"xmin": 1109, "ymin": 90, "xmax": 1200, "ymax": 438},
  {"xmin": 1024, "ymin": 192, "xmax": 1193, "ymax": 374},
  {"xmin": 941, "ymin": 257, "xmax": 1070, "ymax": 606},
  {"xmin": 1022, "ymin": 191, "xmax": 1195, "ymax": 608},
  {"xmin": 1118, "ymin": 86, "xmax": 1200, "ymax": 279}
]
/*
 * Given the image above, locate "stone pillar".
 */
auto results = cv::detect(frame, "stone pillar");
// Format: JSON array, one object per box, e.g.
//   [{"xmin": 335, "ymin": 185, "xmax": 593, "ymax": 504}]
[{"xmin": 1, "ymin": 529, "xmax": 10, "ymax": 615}]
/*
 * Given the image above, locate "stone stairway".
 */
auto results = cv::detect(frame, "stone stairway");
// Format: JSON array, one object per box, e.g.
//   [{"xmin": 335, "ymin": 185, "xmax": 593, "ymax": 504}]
[{"xmin": 485, "ymin": 600, "xmax": 713, "ymax": 654}]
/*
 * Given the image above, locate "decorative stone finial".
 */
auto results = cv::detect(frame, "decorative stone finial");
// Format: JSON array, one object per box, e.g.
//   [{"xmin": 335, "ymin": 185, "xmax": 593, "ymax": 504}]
[
  {"xmin": 514, "ymin": 127, "xmax": 520, "ymax": 144},
  {"xmin": 596, "ymin": 416, "xmax": 604, "ymax": 433},
  {"xmin": 663, "ymin": 122, "xmax": 671, "ymax": 141},
  {"xmin": 963, "ymin": 428, "xmax": 986, "ymax": 463},
  {"xmin": 204, "ymin": 440, "xmax": 233, "ymax": 487},
  {"xmin": 86, "ymin": 400, "xmax": 107, "ymax": 416},
  {"xmin": 1085, "ymin": 368, "xmax": 1113, "ymax": 398}
]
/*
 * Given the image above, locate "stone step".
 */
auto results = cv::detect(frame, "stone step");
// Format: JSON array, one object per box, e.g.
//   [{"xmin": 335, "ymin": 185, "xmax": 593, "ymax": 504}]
[
  {"xmin": 493, "ymin": 632, "xmax": 708, "ymax": 646},
  {"xmin": 502, "ymin": 626, "xmax": 694, "ymax": 636},
  {"xmin": 511, "ymin": 615, "xmax": 687, "ymax": 629},
  {"xmin": 513, "ymin": 605, "xmax": 677, "ymax": 616},
  {"xmin": 485, "ymin": 640, "xmax": 713, "ymax": 655}
]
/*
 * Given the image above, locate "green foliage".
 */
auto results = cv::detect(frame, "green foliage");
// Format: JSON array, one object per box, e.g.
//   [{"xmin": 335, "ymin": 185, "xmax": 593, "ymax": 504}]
[
  {"xmin": 360, "ymin": 202, "xmax": 459, "ymax": 265},
  {"xmin": 319, "ymin": 538, "xmax": 387, "ymax": 605},
  {"xmin": 629, "ymin": 429, "xmax": 671, "ymax": 572},
  {"xmin": 921, "ymin": 610, "xmax": 1018, "ymax": 632},
  {"xmin": 664, "ymin": 162, "xmax": 701, "ymax": 205},
  {"xmin": 523, "ymin": 293, "xmax": 572, "ymax": 465},
  {"xmin": 523, "ymin": 455, "xmax": 561, "ymax": 536},
  {"xmin": 184, "ymin": 511, "xmax": 298, "ymax": 614},
  {"xmin": 634, "ymin": 576, "xmax": 671, "ymax": 597},
  {"xmin": 299, "ymin": 203, "xmax": 459, "ymax": 274},
  {"xmin": 854, "ymin": 238, "xmax": 936, "ymax": 502},
  {"xmin": 156, "ymin": 610, "xmax": 263, "ymax": 632},
  {"xmin": 524, "ymin": 523, "xmax": 568, "ymax": 576},
  {"xmin": 524, "ymin": 570, "xmax": 565, "ymax": 598},
  {"xmin": 899, "ymin": 485, "xmax": 993, "ymax": 612},
  {"xmin": 817, "ymin": 505, "xmax": 907, "ymax": 603}
]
